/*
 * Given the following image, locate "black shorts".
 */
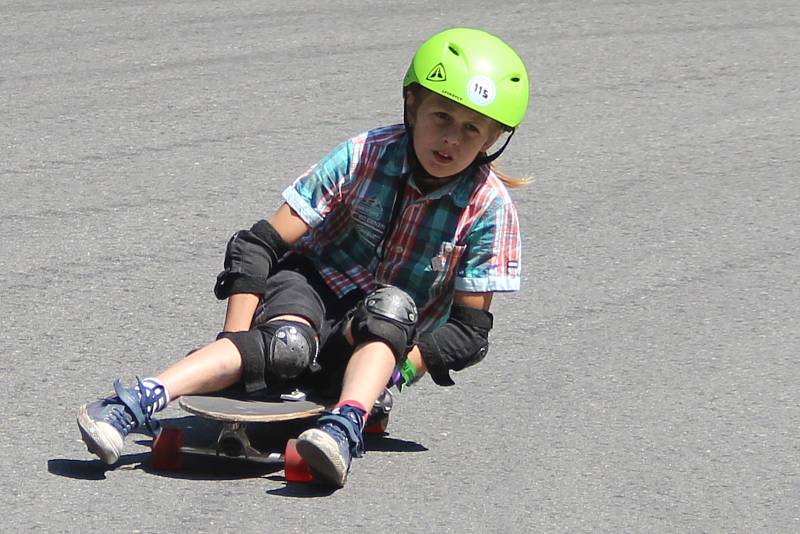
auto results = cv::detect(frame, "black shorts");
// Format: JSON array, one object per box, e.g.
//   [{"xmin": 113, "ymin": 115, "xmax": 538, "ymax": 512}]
[{"xmin": 231, "ymin": 254, "xmax": 364, "ymax": 394}]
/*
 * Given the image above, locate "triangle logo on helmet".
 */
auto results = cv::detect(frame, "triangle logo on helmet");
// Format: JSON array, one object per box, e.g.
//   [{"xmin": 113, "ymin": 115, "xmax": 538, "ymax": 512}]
[{"xmin": 426, "ymin": 63, "xmax": 447, "ymax": 82}]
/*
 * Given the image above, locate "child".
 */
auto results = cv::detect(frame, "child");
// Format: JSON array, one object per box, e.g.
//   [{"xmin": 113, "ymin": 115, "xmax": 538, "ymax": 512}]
[{"xmin": 77, "ymin": 27, "xmax": 529, "ymax": 488}]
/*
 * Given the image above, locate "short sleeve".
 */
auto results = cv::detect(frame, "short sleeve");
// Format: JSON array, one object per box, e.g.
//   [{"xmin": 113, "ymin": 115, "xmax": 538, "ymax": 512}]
[
  {"xmin": 281, "ymin": 139, "xmax": 357, "ymax": 228},
  {"xmin": 454, "ymin": 198, "xmax": 521, "ymax": 292}
]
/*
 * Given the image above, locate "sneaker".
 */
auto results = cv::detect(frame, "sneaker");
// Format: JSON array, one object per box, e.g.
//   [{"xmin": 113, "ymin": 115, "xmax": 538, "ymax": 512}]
[
  {"xmin": 77, "ymin": 378, "xmax": 160, "ymax": 464},
  {"xmin": 295, "ymin": 405, "xmax": 365, "ymax": 487}
]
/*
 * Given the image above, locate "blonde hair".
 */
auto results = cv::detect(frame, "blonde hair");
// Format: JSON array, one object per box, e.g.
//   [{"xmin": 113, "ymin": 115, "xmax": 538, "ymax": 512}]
[
  {"xmin": 490, "ymin": 161, "xmax": 531, "ymax": 188},
  {"xmin": 405, "ymin": 84, "xmax": 530, "ymax": 188}
]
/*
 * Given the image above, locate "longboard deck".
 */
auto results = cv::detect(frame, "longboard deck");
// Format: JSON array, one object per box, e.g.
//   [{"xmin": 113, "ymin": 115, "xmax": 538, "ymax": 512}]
[{"xmin": 179, "ymin": 391, "xmax": 334, "ymax": 423}]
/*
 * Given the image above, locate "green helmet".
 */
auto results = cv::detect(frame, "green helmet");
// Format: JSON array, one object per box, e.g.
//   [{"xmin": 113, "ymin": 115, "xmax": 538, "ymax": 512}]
[{"xmin": 403, "ymin": 27, "xmax": 529, "ymax": 129}]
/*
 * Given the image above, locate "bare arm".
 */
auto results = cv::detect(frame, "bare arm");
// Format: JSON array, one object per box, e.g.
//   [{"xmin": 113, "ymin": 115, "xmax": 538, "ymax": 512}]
[
  {"xmin": 221, "ymin": 203, "xmax": 311, "ymax": 331},
  {"xmin": 267, "ymin": 202, "xmax": 313, "ymax": 245}
]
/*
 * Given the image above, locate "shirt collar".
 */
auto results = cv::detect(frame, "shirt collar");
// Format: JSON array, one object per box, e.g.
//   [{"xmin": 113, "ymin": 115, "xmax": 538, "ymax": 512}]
[{"xmin": 409, "ymin": 165, "xmax": 488, "ymax": 208}]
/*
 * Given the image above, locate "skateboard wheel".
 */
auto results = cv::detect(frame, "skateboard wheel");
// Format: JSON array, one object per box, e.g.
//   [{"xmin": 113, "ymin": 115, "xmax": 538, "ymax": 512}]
[
  {"xmin": 364, "ymin": 415, "xmax": 389, "ymax": 434},
  {"xmin": 284, "ymin": 439, "xmax": 312, "ymax": 483},
  {"xmin": 151, "ymin": 427, "xmax": 184, "ymax": 470}
]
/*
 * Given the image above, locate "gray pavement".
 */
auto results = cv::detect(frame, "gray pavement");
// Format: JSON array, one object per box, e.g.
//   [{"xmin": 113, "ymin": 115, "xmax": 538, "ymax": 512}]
[{"xmin": 1, "ymin": 1, "xmax": 799, "ymax": 532}]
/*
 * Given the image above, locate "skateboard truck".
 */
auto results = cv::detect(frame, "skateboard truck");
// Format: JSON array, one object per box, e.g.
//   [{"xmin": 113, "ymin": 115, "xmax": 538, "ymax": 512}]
[
  {"xmin": 279, "ymin": 389, "xmax": 307, "ymax": 402},
  {"xmin": 167, "ymin": 422, "xmax": 283, "ymax": 464},
  {"xmin": 215, "ymin": 423, "xmax": 266, "ymax": 459}
]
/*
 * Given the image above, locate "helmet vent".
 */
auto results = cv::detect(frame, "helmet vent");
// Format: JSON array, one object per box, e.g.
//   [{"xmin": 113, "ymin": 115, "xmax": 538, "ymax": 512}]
[
  {"xmin": 511, "ymin": 77, "xmax": 520, "ymax": 82},
  {"xmin": 447, "ymin": 45, "xmax": 460, "ymax": 56}
]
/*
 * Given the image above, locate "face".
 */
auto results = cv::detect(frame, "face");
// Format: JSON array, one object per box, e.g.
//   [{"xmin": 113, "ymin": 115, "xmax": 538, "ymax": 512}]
[{"xmin": 407, "ymin": 90, "xmax": 502, "ymax": 178}]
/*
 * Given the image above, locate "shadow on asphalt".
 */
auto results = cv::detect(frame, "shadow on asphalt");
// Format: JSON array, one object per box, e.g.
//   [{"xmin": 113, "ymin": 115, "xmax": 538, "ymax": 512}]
[
  {"xmin": 364, "ymin": 434, "xmax": 429, "ymax": 453},
  {"xmin": 47, "ymin": 453, "xmax": 150, "ymax": 480},
  {"xmin": 144, "ymin": 455, "xmax": 284, "ymax": 481},
  {"xmin": 265, "ymin": 481, "xmax": 337, "ymax": 498}
]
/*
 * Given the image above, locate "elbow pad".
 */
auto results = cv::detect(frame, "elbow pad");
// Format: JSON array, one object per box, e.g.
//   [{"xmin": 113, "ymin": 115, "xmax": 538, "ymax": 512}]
[
  {"xmin": 213, "ymin": 219, "xmax": 289, "ymax": 300},
  {"xmin": 417, "ymin": 304, "xmax": 493, "ymax": 386}
]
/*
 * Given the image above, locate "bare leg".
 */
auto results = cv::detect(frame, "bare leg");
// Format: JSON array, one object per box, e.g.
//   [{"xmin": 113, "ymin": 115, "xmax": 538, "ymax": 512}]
[
  {"xmin": 154, "ymin": 339, "xmax": 244, "ymax": 399},
  {"xmin": 338, "ymin": 341, "xmax": 396, "ymax": 410},
  {"xmin": 155, "ymin": 314, "xmax": 315, "ymax": 400}
]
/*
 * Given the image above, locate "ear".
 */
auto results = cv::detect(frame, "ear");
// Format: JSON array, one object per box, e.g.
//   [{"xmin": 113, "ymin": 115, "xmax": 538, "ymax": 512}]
[{"xmin": 481, "ymin": 127, "xmax": 504, "ymax": 152}]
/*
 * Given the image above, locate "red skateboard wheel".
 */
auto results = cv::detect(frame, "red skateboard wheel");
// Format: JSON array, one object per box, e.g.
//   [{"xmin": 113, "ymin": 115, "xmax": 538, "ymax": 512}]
[
  {"xmin": 284, "ymin": 439, "xmax": 312, "ymax": 482},
  {"xmin": 364, "ymin": 415, "xmax": 389, "ymax": 434},
  {"xmin": 151, "ymin": 427, "xmax": 184, "ymax": 470}
]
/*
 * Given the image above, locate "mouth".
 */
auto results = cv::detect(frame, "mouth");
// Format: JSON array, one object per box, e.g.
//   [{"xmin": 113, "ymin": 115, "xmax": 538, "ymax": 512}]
[{"xmin": 433, "ymin": 150, "xmax": 453, "ymax": 164}]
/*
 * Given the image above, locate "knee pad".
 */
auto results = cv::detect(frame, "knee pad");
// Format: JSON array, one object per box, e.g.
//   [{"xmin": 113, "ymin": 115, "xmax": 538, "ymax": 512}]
[
  {"xmin": 350, "ymin": 286, "xmax": 418, "ymax": 362},
  {"xmin": 259, "ymin": 320, "xmax": 319, "ymax": 380}
]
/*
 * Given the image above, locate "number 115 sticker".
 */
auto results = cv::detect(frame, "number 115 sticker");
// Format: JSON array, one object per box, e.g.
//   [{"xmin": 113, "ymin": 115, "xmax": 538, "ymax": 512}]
[{"xmin": 467, "ymin": 75, "xmax": 496, "ymax": 107}]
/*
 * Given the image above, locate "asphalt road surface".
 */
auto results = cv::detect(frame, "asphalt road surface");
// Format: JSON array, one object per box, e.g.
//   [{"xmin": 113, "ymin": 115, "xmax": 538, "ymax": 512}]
[{"xmin": 2, "ymin": 1, "xmax": 798, "ymax": 532}]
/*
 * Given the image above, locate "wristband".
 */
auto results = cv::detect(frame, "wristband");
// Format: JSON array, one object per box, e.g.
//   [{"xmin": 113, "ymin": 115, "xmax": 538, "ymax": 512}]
[{"xmin": 399, "ymin": 358, "xmax": 417, "ymax": 386}]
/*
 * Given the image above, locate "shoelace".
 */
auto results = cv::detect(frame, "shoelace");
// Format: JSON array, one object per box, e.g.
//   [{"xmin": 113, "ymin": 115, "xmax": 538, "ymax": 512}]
[
  {"xmin": 104, "ymin": 403, "xmax": 136, "ymax": 436},
  {"xmin": 134, "ymin": 378, "xmax": 165, "ymax": 418},
  {"xmin": 107, "ymin": 378, "xmax": 161, "ymax": 435}
]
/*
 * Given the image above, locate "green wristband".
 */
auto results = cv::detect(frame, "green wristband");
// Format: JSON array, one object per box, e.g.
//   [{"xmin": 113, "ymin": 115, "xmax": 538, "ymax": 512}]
[{"xmin": 400, "ymin": 358, "xmax": 418, "ymax": 386}]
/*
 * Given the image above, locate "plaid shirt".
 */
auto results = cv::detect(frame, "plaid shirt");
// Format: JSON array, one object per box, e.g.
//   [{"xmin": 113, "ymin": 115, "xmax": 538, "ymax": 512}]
[{"xmin": 283, "ymin": 124, "xmax": 521, "ymax": 331}]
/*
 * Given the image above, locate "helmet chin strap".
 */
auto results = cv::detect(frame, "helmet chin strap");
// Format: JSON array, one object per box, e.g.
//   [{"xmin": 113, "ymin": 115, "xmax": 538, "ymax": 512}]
[{"xmin": 473, "ymin": 128, "xmax": 515, "ymax": 166}]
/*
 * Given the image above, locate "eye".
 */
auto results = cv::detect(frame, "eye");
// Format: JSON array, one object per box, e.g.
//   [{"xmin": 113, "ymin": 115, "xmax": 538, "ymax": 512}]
[
  {"xmin": 465, "ymin": 123, "xmax": 482, "ymax": 135},
  {"xmin": 433, "ymin": 111, "xmax": 450, "ymax": 121}
]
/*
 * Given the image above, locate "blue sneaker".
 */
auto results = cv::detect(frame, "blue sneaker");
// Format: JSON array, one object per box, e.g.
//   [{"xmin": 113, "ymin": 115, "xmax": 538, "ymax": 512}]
[
  {"xmin": 295, "ymin": 404, "xmax": 366, "ymax": 487},
  {"xmin": 77, "ymin": 378, "xmax": 161, "ymax": 464}
]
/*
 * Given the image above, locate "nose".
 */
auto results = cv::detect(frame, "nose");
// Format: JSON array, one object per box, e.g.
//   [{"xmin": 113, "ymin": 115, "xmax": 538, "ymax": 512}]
[{"xmin": 442, "ymin": 123, "xmax": 461, "ymax": 146}]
